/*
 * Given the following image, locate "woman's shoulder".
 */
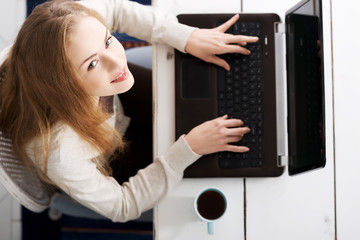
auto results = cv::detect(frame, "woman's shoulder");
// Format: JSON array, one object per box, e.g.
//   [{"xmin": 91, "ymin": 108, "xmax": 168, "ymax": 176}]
[
  {"xmin": 26, "ymin": 121, "xmax": 100, "ymax": 167},
  {"xmin": 55, "ymin": 122, "xmax": 101, "ymax": 164}
]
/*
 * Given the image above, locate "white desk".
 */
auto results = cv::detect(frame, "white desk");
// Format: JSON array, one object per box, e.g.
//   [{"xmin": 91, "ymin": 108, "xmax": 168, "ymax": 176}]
[
  {"xmin": 332, "ymin": 0, "xmax": 360, "ymax": 239},
  {"xmin": 152, "ymin": 0, "xmax": 338, "ymax": 239}
]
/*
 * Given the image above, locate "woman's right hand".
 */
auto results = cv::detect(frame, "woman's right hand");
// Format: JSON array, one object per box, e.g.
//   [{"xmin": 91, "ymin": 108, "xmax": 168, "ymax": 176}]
[
  {"xmin": 184, "ymin": 14, "xmax": 259, "ymax": 71},
  {"xmin": 184, "ymin": 115, "xmax": 250, "ymax": 156}
]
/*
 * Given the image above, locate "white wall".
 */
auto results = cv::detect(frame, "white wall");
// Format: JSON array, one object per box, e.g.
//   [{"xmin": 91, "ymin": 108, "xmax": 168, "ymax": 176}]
[{"xmin": 0, "ymin": 0, "xmax": 26, "ymax": 51}]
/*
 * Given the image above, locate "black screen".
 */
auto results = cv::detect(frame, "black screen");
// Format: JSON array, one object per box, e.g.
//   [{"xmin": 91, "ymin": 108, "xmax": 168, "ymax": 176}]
[{"xmin": 286, "ymin": 0, "xmax": 326, "ymax": 175}]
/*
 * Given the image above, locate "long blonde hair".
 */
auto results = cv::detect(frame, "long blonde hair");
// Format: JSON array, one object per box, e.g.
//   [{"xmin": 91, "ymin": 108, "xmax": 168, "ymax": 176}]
[{"xmin": 0, "ymin": 0, "xmax": 123, "ymax": 184}]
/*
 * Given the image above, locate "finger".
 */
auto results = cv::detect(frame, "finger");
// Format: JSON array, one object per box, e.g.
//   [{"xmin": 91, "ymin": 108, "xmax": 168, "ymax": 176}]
[
  {"xmin": 225, "ymin": 127, "xmax": 250, "ymax": 136},
  {"xmin": 224, "ymin": 145, "xmax": 250, "ymax": 152},
  {"xmin": 225, "ymin": 35, "xmax": 259, "ymax": 45},
  {"xmin": 207, "ymin": 56, "xmax": 230, "ymax": 71},
  {"xmin": 215, "ymin": 14, "xmax": 239, "ymax": 33},
  {"xmin": 210, "ymin": 114, "xmax": 228, "ymax": 124},
  {"xmin": 225, "ymin": 136, "xmax": 244, "ymax": 143},
  {"xmin": 223, "ymin": 118, "xmax": 244, "ymax": 128},
  {"xmin": 218, "ymin": 114, "xmax": 228, "ymax": 120},
  {"xmin": 222, "ymin": 44, "xmax": 251, "ymax": 55}
]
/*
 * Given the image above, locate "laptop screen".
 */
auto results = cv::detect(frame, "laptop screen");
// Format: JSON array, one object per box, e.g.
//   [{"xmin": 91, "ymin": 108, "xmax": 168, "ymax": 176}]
[{"xmin": 286, "ymin": 0, "xmax": 326, "ymax": 175}]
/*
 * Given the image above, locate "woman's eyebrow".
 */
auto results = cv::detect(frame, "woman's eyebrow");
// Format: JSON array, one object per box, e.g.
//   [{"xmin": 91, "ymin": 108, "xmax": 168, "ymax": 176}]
[{"xmin": 79, "ymin": 29, "xmax": 109, "ymax": 68}]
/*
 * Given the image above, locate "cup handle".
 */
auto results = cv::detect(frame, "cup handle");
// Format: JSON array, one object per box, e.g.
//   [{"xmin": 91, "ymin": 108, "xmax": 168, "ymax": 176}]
[{"xmin": 207, "ymin": 222, "xmax": 214, "ymax": 235}]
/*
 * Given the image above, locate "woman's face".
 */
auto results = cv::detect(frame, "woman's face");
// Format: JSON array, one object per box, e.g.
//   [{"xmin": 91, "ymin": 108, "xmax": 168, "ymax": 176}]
[{"xmin": 67, "ymin": 16, "xmax": 134, "ymax": 97}]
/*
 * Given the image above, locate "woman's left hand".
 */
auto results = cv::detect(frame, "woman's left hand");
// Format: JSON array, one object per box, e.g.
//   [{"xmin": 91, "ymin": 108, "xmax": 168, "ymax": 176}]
[{"xmin": 184, "ymin": 14, "xmax": 259, "ymax": 71}]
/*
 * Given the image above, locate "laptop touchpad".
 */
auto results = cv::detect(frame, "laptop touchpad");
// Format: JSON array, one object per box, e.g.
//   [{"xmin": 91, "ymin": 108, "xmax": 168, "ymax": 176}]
[{"xmin": 182, "ymin": 61, "xmax": 210, "ymax": 99}]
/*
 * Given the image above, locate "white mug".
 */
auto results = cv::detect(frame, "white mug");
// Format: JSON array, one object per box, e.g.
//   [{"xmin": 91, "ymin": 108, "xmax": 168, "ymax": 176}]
[{"xmin": 194, "ymin": 187, "xmax": 227, "ymax": 235}]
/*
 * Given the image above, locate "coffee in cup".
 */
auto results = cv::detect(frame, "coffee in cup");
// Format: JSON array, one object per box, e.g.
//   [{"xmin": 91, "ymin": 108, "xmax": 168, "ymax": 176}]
[{"xmin": 194, "ymin": 187, "xmax": 227, "ymax": 235}]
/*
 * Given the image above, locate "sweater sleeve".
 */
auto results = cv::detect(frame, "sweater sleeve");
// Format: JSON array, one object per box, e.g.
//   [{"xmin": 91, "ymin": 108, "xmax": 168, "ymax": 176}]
[
  {"xmin": 34, "ymin": 123, "xmax": 200, "ymax": 222},
  {"xmin": 78, "ymin": 0, "xmax": 196, "ymax": 53}
]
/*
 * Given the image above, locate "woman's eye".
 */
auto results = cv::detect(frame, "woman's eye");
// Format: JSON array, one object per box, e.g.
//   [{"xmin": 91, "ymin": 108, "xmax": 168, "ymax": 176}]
[
  {"xmin": 105, "ymin": 35, "xmax": 113, "ymax": 49},
  {"xmin": 88, "ymin": 60, "xmax": 98, "ymax": 71}
]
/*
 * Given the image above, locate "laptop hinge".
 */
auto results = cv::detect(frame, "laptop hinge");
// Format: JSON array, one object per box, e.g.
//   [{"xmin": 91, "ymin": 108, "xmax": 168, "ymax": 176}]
[
  {"xmin": 278, "ymin": 155, "xmax": 288, "ymax": 167},
  {"xmin": 275, "ymin": 22, "xmax": 285, "ymax": 34},
  {"xmin": 274, "ymin": 21, "xmax": 288, "ymax": 163}
]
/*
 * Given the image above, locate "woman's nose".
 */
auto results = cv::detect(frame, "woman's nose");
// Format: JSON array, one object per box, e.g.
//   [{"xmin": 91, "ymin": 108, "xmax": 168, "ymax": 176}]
[{"xmin": 102, "ymin": 52, "xmax": 120, "ymax": 70}]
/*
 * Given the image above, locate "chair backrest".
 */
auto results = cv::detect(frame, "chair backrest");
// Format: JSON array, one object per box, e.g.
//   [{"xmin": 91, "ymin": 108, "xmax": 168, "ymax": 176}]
[
  {"xmin": 0, "ymin": 46, "xmax": 55, "ymax": 212},
  {"xmin": 0, "ymin": 130, "xmax": 54, "ymax": 212}
]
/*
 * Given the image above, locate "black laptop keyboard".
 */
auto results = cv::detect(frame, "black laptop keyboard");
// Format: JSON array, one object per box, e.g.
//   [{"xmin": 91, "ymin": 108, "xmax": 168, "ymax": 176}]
[{"xmin": 217, "ymin": 22, "xmax": 264, "ymax": 169}]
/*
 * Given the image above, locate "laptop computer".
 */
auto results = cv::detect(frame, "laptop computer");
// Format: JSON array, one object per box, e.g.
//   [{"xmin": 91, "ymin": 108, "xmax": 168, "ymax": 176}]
[{"xmin": 175, "ymin": 0, "xmax": 326, "ymax": 178}]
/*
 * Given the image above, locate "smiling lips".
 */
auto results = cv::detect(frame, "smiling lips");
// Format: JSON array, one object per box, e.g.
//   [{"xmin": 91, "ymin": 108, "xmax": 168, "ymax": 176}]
[{"xmin": 111, "ymin": 66, "xmax": 129, "ymax": 83}]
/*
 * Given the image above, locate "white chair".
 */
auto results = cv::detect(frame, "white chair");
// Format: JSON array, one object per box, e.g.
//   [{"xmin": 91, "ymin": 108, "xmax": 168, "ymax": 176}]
[{"xmin": 0, "ymin": 129, "xmax": 55, "ymax": 213}]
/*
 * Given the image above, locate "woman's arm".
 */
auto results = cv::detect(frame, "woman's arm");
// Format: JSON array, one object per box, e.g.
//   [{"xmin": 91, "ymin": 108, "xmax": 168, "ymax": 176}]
[
  {"xmin": 78, "ymin": 0, "xmax": 259, "ymax": 69},
  {"xmin": 37, "ymin": 126, "xmax": 199, "ymax": 222},
  {"xmin": 28, "ymin": 113, "xmax": 248, "ymax": 222},
  {"xmin": 78, "ymin": 0, "xmax": 194, "ymax": 53}
]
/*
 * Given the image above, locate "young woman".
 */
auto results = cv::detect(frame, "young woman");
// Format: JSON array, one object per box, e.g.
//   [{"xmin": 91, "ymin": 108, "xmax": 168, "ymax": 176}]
[{"xmin": 0, "ymin": 0, "xmax": 256, "ymax": 222}]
